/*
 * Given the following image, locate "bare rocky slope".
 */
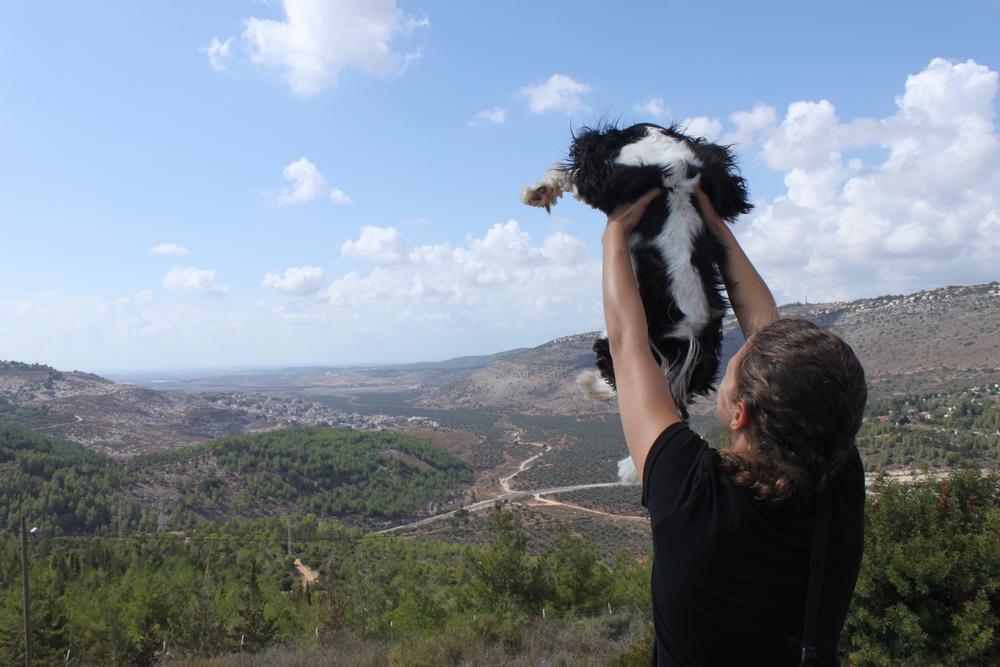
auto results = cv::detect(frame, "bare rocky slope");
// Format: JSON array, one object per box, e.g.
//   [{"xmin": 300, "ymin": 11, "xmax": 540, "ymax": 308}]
[
  {"xmin": 788, "ymin": 282, "xmax": 1000, "ymax": 396},
  {"xmin": 408, "ymin": 332, "xmax": 611, "ymax": 416},
  {"xmin": 0, "ymin": 363, "xmax": 436, "ymax": 456},
  {"xmin": 412, "ymin": 282, "xmax": 1000, "ymax": 415}
]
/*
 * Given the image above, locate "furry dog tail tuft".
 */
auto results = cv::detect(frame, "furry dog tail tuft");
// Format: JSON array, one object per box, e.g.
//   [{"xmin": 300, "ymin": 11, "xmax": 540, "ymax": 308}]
[
  {"xmin": 576, "ymin": 370, "xmax": 617, "ymax": 402},
  {"xmin": 618, "ymin": 456, "xmax": 640, "ymax": 484}
]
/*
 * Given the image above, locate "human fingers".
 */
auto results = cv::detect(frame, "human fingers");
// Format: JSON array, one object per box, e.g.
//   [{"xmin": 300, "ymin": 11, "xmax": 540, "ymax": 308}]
[
  {"xmin": 693, "ymin": 188, "xmax": 725, "ymax": 230},
  {"xmin": 608, "ymin": 187, "xmax": 663, "ymax": 233}
]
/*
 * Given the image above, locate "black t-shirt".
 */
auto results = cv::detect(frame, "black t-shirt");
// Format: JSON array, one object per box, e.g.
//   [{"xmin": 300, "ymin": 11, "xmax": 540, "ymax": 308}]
[{"xmin": 642, "ymin": 423, "xmax": 864, "ymax": 667}]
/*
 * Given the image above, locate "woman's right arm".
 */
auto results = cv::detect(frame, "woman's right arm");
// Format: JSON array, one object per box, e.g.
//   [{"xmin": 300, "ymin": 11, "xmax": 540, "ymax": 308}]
[{"xmin": 694, "ymin": 188, "xmax": 778, "ymax": 339}]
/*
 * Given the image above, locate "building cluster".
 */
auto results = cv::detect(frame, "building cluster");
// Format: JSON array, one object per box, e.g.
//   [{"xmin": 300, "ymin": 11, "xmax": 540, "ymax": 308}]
[
  {"xmin": 202, "ymin": 392, "xmax": 440, "ymax": 433},
  {"xmin": 806, "ymin": 282, "xmax": 1000, "ymax": 318}
]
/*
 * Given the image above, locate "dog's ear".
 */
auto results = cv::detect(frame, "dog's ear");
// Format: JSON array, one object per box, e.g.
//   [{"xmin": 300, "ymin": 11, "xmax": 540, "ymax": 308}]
[
  {"xmin": 568, "ymin": 127, "xmax": 621, "ymax": 213},
  {"xmin": 692, "ymin": 141, "xmax": 753, "ymax": 222}
]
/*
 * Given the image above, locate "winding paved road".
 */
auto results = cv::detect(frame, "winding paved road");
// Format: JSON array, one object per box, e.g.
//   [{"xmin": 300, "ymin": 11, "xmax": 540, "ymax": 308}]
[{"xmin": 379, "ymin": 440, "xmax": 640, "ymax": 534}]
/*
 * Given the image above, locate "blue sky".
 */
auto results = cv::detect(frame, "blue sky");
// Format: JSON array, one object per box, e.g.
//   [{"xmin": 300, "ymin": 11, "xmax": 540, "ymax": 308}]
[{"xmin": 1, "ymin": 1, "xmax": 998, "ymax": 372}]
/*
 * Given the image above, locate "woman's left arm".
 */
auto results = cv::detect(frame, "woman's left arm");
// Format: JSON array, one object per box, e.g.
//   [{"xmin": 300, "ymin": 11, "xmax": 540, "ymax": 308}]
[{"xmin": 603, "ymin": 188, "xmax": 681, "ymax": 477}]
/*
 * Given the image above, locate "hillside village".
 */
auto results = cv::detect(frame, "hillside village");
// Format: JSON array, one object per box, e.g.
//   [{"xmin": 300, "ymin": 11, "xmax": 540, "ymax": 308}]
[
  {"xmin": 1, "ymin": 361, "xmax": 440, "ymax": 455},
  {"xmin": 791, "ymin": 281, "xmax": 1000, "ymax": 318},
  {"xmin": 202, "ymin": 391, "xmax": 440, "ymax": 432}
]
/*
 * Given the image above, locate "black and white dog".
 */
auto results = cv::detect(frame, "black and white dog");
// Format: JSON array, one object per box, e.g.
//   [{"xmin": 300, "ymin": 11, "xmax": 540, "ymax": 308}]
[{"xmin": 522, "ymin": 122, "xmax": 752, "ymax": 440}]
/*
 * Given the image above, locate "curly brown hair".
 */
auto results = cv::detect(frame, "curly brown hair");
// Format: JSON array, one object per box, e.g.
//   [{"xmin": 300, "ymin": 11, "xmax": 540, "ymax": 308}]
[{"xmin": 718, "ymin": 319, "xmax": 867, "ymax": 506}]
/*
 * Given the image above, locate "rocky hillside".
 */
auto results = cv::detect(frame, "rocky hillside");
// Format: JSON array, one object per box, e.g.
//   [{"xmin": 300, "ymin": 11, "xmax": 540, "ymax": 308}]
[
  {"xmin": 412, "ymin": 282, "xmax": 1000, "ymax": 415},
  {"xmin": 0, "ymin": 361, "xmax": 437, "ymax": 456},
  {"xmin": 409, "ymin": 333, "xmax": 613, "ymax": 416},
  {"xmin": 0, "ymin": 362, "xmax": 260, "ymax": 455},
  {"xmin": 4, "ymin": 281, "xmax": 998, "ymax": 454},
  {"xmin": 787, "ymin": 282, "xmax": 1000, "ymax": 395}
]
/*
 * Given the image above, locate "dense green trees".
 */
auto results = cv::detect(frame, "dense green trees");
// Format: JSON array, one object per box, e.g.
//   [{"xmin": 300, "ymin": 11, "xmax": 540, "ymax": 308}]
[
  {"xmin": 856, "ymin": 386, "xmax": 1000, "ymax": 470},
  {"xmin": 843, "ymin": 470, "xmax": 1000, "ymax": 666},
  {"xmin": 1, "ymin": 424, "xmax": 472, "ymax": 537},
  {"xmin": 139, "ymin": 426, "xmax": 473, "ymax": 521},
  {"xmin": 0, "ymin": 508, "xmax": 638, "ymax": 665},
  {"xmin": 10, "ymin": 392, "xmax": 1000, "ymax": 663},
  {"xmin": 0, "ymin": 426, "xmax": 139, "ymax": 535},
  {"xmin": 6, "ymin": 476, "xmax": 1000, "ymax": 664}
]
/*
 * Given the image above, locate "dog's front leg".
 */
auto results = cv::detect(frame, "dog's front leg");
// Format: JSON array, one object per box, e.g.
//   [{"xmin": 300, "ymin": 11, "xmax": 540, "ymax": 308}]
[{"xmin": 520, "ymin": 166, "xmax": 572, "ymax": 213}]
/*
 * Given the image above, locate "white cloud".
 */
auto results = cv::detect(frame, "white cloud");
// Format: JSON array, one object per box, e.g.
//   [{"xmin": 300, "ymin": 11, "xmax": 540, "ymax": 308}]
[
  {"xmin": 201, "ymin": 37, "xmax": 233, "ymax": 72},
  {"xmin": 162, "ymin": 267, "xmax": 230, "ymax": 296},
  {"xmin": 262, "ymin": 266, "xmax": 326, "ymax": 297},
  {"xmin": 224, "ymin": 0, "xmax": 429, "ymax": 96},
  {"xmin": 634, "ymin": 97, "xmax": 667, "ymax": 120},
  {"xmin": 729, "ymin": 58, "xmax": 1000, "ymax": 304},
  {"xmin": 728, "ymin": 103, "xmax": 779, "ymax": 149},
  {"xmin": 342, "ymin": 226, "xmax": 410, "ymax": 264},
  {"xmin": 322, "ymin": 220, "xmax": 601, "ymax": 331},
  {"xmin": 519, "ymin": 74, "xmax": 592, "ymax": 115},
  {"xmin": 150, "ymin": 243, "xmax": 189, "ymax": 256},
  {"xmin": 329, "ymin": 187, "xmax": 352, "ymax": 205},
  {"xmin": 469, "ymin": 107, "xmax": 507, "ymax": 127},
  {"xmin": 271, "ymin": 158, "xmax": 352, "ymax": 206},
  {"xmin": 680, "ymin": 116, "xmax": 724, "ymax": 141}
]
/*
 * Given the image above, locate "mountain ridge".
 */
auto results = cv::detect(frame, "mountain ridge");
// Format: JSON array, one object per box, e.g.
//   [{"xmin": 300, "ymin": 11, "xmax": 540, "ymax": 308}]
[{"xmin": 3, "ymin": 280, "xmax": 999, "ymax": 455}]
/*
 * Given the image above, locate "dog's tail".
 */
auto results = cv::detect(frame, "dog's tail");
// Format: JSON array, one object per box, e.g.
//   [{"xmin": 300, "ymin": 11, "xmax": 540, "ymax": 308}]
[
  {"xmin": 576, "ymin": 370, "xmax": 617, "ymax": 402},
  {"xmin": 650, "ymin": 333, "xmax": 699, "ymax": 419},
  {"xmin": 618, "ymin": 456, "xmax": 640, "ymax": 484}
]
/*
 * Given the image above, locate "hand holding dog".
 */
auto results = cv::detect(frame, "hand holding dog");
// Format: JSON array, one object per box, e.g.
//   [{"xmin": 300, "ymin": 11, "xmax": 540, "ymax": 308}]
[
  {"xmin": 694, "ymin": 187, "xmax": 779, "ymax": 339},
  {"xmin": 603, "ymin": 187, "xmax": 663, "ymax": 242}
]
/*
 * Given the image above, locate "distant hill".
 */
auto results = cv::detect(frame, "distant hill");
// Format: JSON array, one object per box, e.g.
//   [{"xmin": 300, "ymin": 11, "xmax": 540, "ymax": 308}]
[
  {"xmin": 0, "ymin": 362, "xmax": 263, "ymax": 455},
  {"xmin": 0, "ymin": 361, "xmax": 440, "ymax": 456},
  {"xmin": 784, "ymin": 283, "xmax": 1000, "ymax": 396},
  {"xmin": 3, "ymin": 281, "xmax": 999, "ymax": 456},
  {"xmin": 409, "ymin": 333, "xmax": 608, "ymax": 416},
  {"xmin": 412, "ymin": 282, "xmax": 1000, "ymax": 417}
]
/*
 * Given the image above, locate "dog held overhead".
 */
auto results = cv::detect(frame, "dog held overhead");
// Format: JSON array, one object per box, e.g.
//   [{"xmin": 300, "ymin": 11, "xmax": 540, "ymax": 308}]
[{"xmin": 521, "ymin": 122, "xmax": 752, "ymax": 421}]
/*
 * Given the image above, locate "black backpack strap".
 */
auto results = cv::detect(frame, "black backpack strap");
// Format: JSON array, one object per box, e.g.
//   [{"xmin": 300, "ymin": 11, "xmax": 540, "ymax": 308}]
[{"xmin": 799, "ymin": 489, "xmax": 831, "ymax": 667}]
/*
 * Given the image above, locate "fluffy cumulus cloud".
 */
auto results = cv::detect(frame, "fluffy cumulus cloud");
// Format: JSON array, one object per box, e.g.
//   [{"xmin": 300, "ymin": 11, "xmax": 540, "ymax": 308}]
[
  {"xmin": 162, "ymin": 267, "xmax": 229, "ymax": 296},
  {"xmin": 270, "ymin": 158, "xmax": 352, "ymax": 206},
  {"xmin": 341, "ymin": 226, "xmax": 410, "ymax": 264},
  {"xmin": 708, "ymin": 58, "xmax": 1000, "ymax": 304},
  {"xmin": 296, "ymin": 221, "xmax": 603, "ymax": 333},
  {"xmin": 213, "ymin": 0, "xmax": 429, "ymax": 96},
  {"xmin": 519, "ymin": 74, "xmax": 592, "ymax": 115},
  {"xmin": 262, "ymin": 266, "xmax": 326, "ymax": 297}
]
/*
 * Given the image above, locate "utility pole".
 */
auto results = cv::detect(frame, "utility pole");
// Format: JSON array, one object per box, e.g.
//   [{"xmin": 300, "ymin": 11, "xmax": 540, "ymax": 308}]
[
  {"xmin": 20, "ymin": 516, "xmax": 32, "ymax": 667},
  {"xmin": 157, "ymin": 493, "xmax": 167, "ymax": 533}
]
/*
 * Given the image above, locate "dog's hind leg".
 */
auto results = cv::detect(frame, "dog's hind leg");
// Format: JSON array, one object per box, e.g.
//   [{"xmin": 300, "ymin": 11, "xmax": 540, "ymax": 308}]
[{"xmin": 576, "ymin": 336, "xmax": 618, "ymax": 401}]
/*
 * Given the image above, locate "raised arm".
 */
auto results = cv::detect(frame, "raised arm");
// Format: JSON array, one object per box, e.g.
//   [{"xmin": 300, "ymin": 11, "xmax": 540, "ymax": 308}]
[
  {"xmin": 603, "ymin": 188, "xmax": 680, "ymax": 476},
  {"xmin": 694, "ymin": 188, "xmax": 779, "ymax": 339}
]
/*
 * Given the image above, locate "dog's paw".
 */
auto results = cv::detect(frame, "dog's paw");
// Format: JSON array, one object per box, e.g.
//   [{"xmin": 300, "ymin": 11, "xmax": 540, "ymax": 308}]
[
  {"xmin": 521, "ymin": 167, "xmax": 571, "ymax": 212},
  {"xmin": 520, "ymin": 182, "xmax": 564, "ymax": 213},
  {"xmin": 576, "ymin": 370, "xmax": 617, "ymax": 402}
]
